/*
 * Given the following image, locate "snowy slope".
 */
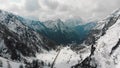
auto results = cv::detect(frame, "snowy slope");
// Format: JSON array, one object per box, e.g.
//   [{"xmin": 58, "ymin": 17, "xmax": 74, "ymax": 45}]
[
  {"xmin": 37, "ymin": 46, "xmax": 90, "ymax": 68},
  {"xmin": 0, "ymin": 57, "xmax": 24, "ymax": 68},
  {"xmin": 90, "ymin": 15, "xmax": 120, "ymax": 68},
  {"xmin": 74, "ymin": 9, "xmax": 120, "ymax": 68},
  {"xmin": 0, "ymin": 9, "xmax": 58, "ymax": 68}
]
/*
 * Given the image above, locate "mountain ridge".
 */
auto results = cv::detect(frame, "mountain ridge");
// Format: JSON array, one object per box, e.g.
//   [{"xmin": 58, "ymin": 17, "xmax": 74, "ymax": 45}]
[{"xmin": 73, "ymin": 8, "xmax": 120, "ymax": 68}]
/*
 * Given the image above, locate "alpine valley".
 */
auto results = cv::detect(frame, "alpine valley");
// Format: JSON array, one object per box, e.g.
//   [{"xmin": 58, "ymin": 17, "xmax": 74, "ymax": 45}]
[{"xmin": 0, "ymin": 8, "xmax": 120, "ymax": 68}]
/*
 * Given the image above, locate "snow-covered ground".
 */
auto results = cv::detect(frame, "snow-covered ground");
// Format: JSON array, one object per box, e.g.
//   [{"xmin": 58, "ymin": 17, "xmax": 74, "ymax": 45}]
[
  {"xmin": 91, "ymin": 16, "xmax": 120, "ymax": 68},
  {"xmin": 0, "ymin": 57, "xmax": 24, "ymax": 68},
  {"xmin": 37, "ymin": 46, "xmax": 90, "ymax": 68}
]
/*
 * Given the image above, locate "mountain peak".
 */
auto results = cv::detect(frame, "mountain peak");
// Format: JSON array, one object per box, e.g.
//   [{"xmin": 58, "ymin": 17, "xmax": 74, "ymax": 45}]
[{"xmin": 112, "ymin": 8, "xmax": 120, "ymax": 15}]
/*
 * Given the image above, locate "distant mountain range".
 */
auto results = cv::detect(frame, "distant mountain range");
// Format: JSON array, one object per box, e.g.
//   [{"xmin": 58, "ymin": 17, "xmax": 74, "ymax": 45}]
[{"xmin": 18, "ymin": 16, "xmax": 96, "ymax": 44}]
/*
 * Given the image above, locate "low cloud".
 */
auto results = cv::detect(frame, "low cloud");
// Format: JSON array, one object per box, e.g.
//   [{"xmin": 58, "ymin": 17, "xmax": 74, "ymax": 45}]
[
  {"xmin": 25, "ymin": 0, "xmax": 40, "ymax": 12},
  {"xmin": 0, "ymin": 0, "xmax": 120, "ymax": 21}
]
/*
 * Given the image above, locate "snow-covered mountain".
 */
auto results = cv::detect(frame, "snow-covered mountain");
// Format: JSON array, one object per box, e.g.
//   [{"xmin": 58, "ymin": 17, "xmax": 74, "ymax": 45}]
[
  {"xmin": 0, "ymin": 9, "xmax": 91, "ymax": 68},
  {"xmin": 0, "ymin": 9, "xmax": 95, "ymax": 68},
  {"xmin": 73, "ymin": 9, "xmax": 120, "ymax": 68},
  {"xmin": 1, "ymin": 8, "xmax": 120, "ymax": 68},
  {"xmin": 0, "ymin": 10, "xmax": 57, "ymax": 63}
]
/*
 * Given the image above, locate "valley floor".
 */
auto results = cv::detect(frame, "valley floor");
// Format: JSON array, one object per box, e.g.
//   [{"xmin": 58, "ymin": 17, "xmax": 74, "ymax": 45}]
[
  {"xmin": 0, "ymin": 46, "xmax": 90, "ymax": 68},
  {"xmin": 37, "ymin": 46, "xmax": 90, "ymax": 68}
]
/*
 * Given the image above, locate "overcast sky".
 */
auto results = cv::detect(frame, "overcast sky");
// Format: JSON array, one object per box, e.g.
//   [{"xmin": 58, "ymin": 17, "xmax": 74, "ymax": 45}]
[{"xmin": 0, "ymin": 0, "xmax": 120, "ymax": 21}]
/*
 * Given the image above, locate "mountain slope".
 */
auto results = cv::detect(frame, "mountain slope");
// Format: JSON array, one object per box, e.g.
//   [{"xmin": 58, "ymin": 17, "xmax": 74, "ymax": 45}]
[
  {"xmin": 24, "ymin": 18, "xmax": 96, "ymax": 44},
  {"xmin": 73, "ymin": 9, "xmax": 120, "ymax": 68},
  {"xmin": 0, "ymin": 9, "xmax": 91, "ymax": 68},
  {"xmin": 0, "ymin": 10, "xmax": 56, "ymax": 61}
]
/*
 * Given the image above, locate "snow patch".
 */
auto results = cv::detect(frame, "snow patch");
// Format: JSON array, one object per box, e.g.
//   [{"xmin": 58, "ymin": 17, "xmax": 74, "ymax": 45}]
[{"xmin": 37, "ymin": 47, "xmax": 83, "ymax": 68}]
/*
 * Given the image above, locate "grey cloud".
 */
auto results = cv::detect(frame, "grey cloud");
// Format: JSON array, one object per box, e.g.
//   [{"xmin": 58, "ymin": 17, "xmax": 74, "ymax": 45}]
[
  {"xmin": 43, "ymin": 0, "xmax": 59, "ymax": 10},
  {"xmin": 16, "ymin": 0, "xmax": 120, "ymax": 21},
  {"xmin": 58, "ymin": 4, "xmax": 71, "ymax": 12},
  {"xmin": 89, "ymin": 0, "xmax": 120, "ymax": 20},
  {"xmin": 25, "ymin": 0, "xmax": 40, "ymax": 12},
  {"xmin": 1, "ymin": 0, "xmax": 120, "ymax": 21}
]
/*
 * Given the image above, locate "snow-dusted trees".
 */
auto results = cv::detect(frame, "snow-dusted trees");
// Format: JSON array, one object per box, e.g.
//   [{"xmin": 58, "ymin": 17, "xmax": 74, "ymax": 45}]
[{"xmin": 25, "ymin": 59, "xmax": 45, "ymax": 68}]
